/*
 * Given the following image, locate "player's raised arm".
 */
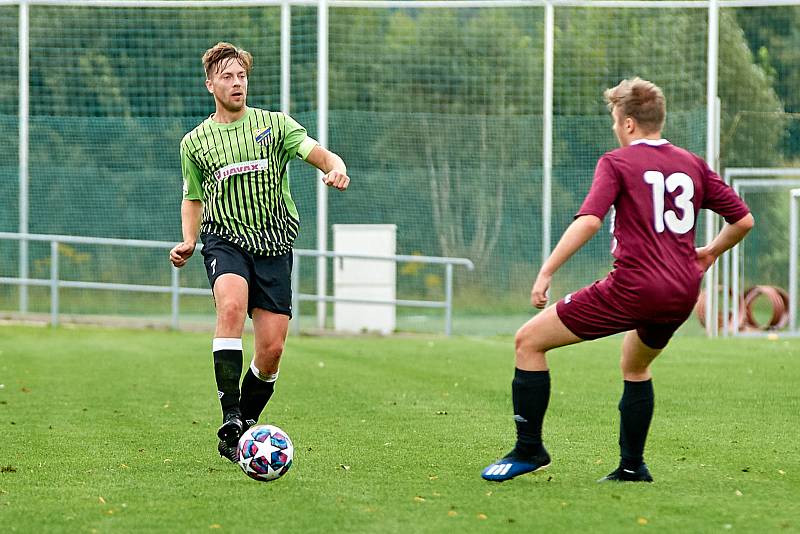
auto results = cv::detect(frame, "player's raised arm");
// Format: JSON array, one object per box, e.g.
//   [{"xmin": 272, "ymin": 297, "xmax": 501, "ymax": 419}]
[
  {"xmin": 304, "ymin": 145, "xmax": 350, "ymax": 191},
  {"xmin": 531, "ymin": 215, "xmax": 603, "ymax": 308}
]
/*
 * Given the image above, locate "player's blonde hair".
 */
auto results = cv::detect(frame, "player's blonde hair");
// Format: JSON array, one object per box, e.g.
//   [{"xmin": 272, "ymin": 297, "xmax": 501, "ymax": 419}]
[
  {"xmin": 604, "ymin": 78, "xmax": 666, "ymax": 133},
  {"xmin": 202, "ymin": 42, "xmax": 253, "ymax": 78}
]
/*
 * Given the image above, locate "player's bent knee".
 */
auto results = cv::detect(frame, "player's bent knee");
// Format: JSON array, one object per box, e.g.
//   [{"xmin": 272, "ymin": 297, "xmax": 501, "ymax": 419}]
[
  {"xmin": 514, "ymin": 327, "xmax": 529, "ymax": 354},
  {"xmin": 515, "ymin": 326, "xmax": 542, "ymax": 356},
  {"xmin": 515, "ymin": 333, "xmax": 544, "ymax": 364}
]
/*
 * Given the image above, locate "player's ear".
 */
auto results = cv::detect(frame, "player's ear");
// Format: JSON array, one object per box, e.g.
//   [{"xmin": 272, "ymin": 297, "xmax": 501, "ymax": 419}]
[
  {"xmin": 624, "ymin": 116, "xmax": 635, "ymax": 133},
  {"xmin": 205, "ymin": 78, "xmax": 213, "ymax": 94}
]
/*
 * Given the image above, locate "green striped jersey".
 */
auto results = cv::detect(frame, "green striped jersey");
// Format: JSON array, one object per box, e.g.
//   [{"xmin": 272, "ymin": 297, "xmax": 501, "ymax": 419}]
[{"xmin": 181, "ymin": 107, "xmax": 317, "ymax": 255}]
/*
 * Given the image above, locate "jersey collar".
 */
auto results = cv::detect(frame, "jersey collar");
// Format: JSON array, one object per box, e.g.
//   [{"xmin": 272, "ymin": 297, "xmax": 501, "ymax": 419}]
[
  {"xmin": 630, "ymin": 138, "xmax": 669, "ymax": 146},
  {"xmin": 207, "ymin": 107, "xmax": 253, "ymax": 130}
]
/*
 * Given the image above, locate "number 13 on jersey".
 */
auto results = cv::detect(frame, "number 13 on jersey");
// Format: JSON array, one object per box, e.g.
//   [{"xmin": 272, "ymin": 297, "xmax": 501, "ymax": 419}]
[{"xmin": 643, "ymin": 171, "xmax": 695, "ymax": 234}]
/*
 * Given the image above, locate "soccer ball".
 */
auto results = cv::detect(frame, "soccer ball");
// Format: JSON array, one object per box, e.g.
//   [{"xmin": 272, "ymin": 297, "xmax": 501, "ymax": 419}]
[{"xmin": 237, "ymin": 424, "xmax": 293, "ymax": 482}]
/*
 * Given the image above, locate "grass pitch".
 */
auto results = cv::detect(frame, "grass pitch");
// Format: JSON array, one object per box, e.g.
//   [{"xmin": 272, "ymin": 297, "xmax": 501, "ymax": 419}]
[{"xmin": 1, "ymin": 325, "xmax": 798, "ymax": 533}]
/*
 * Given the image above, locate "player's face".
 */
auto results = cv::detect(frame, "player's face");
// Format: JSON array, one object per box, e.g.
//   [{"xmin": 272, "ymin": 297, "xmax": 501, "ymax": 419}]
[{"xmin": 207, "ymin": 58, "xmax": 248, "ymax": 112}]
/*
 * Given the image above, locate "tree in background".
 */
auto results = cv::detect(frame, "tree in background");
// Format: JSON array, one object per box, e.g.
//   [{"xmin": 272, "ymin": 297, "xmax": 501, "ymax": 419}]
[
  {"xmin": 347, "ymin": 9, "xmax": 543, "ymax": 273},
  {"xmin": 0, "ymin": 3, "xmax": 792, "ymax": 299},
  {"xmin": 735, "ymin": 5, "xmax": 800, "ymax": 162},
  {"xmin": 328, "ymin": 6, "xmax": 785, "ymax": 288}
]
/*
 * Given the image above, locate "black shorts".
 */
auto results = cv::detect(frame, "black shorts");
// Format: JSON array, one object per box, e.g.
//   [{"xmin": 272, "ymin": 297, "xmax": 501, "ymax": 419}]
[{"xmin": 200, "ymin": 233, "xmax": 293, "ymax": 318}]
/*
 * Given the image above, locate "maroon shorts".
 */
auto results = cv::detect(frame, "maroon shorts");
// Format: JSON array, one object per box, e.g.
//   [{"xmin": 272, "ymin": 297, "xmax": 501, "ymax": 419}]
[{"xmin": 555, "ymin": 280, "xmax": 694, "ymax": 350}]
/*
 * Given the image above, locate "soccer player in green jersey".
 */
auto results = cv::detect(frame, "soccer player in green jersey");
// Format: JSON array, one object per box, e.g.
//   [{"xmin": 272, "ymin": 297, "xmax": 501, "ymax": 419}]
[{"xmin": 169, "ymin": 42, "xmax": 350, "ymax": 462}]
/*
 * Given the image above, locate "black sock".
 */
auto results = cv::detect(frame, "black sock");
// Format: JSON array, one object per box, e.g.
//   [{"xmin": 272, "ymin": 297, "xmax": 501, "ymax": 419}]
[
  {"xmin": 512, "ymin": 368, "xmax": 550, "ymax": 457},
  {"xmin": 240, "ymin": 366, "xmax": 276, "ymax": 426},
  {"xmin": 213, "ymin": 341, "xmax": 243, "ymax": 419},
  {"xmin": 618, "ymin": 379, "xmax": 654, "ymax": 470}
]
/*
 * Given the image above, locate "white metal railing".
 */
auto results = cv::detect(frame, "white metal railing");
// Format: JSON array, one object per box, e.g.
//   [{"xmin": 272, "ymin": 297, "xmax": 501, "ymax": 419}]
[
  {"xmin": 291, "ymin": 249, "xmax": 474, "ymax": 336},
  {"xmin": 791, "ymin": 188, "xmax": 800, "ymax": 332},
  {"xmin": 0, "ymin": 232, "xmax": 474, "ymax": 335},
  {"xmin": 0, "ymin": 232, "xmax": 204, "ymax": 329}
]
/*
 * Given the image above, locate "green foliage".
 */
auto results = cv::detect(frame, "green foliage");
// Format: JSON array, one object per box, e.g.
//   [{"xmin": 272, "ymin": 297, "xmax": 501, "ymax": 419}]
[
  {"xmin": 327, "ymin": 9, "xmax": 544, "ymax": 272},
  {"xmin": 0, "ymin": 4, "xmax": 794, "ymax": 301},
  {"xmin": 734, "ymin": 6, "xmax": 800, "ymax": 159},
  {"xmin": 718, "ymin": 10, "xmax": 785, "ymax": 167}
]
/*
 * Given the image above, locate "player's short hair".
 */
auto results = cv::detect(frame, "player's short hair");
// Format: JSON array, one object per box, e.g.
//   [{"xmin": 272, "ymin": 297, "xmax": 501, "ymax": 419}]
[
  {"xmin": 604, "ymin": 78, "xmax": 666, "ymax": 133},
  {"xmin": 202, "ymin": 42, "xmax": 253, "ymax": 78}
]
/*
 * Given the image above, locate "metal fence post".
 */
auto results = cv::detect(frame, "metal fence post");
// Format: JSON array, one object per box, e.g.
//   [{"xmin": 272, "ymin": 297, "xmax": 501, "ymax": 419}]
[
  {"xmin": 50, "ymin": 240, "xmax": 59, "ymax": 327},
  {"xmin": 316, "ymin": 0, "xmax": 330, "ymax": 331},
  {"xmin": 444, "ymin": 263, "xmax": 454, "ymax": 336},
  {"xmin": 790, "ymin": 189, "xmax": 799, "ymax": 332},
  {"xmin": 19, "ymin": 0, "xmax": 30, "ymax": 314},
  {"xmin": 721, "ymin": 248, "xmax": 730, "ymax": 337},
  {"xmin": 171, "ymin": 266, "xmax": 180, "ymax": 330},
  {"xmin": 542, "ymin": 0, "xmax": 554, "ymax": 266},
  {"xmin": 281, "ymin": 0, "xmax": 291, "ymax": 115},
  {"xmin": 291, "ymin": 252, "xmax": 300, "ymax": 335}
]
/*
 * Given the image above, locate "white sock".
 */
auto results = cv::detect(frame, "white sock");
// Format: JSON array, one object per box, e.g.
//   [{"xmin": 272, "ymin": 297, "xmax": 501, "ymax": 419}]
[
  {"xmin": 212, "ymin": 337, "xmax": 243, "ymax": 351},
  {"xmin": 250, "ymin": 360, "xmax": 279, "ymax": 382}
]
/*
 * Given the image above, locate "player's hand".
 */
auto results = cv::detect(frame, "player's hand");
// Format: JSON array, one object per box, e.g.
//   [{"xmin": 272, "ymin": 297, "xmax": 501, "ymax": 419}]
[
  {"xmin": 531, "ymin": 273, "xmax": 552, "ymax": 309},
  {"xmin": 169, "ymin": 241, "xmax": 195, "ymax": 268},
  {"xmin": 695, "ymin": 246, "xmax": 717, "ymax": 273},
  {"xmin": 323, "ymin": 170, "xmax": 350, "ymax": 191}
]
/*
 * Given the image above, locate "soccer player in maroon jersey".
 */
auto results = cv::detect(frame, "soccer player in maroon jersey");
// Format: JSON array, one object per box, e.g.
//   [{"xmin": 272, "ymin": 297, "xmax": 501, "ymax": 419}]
[{"xmin": 482, "ymin": 78, "xmax": 754, "ymax": 482}]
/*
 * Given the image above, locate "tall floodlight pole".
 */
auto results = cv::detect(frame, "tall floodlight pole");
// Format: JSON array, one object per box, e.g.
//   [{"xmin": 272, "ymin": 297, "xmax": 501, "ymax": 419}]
[
  {"xmin": 316, "ymin": 0, "xmax": 329, "ymax": 330},
  {"xmin": 704, "ymin": 0, "xmax": 720, "ymax": 337},
  {"xmin": 542, "ymin": 1, "xmax": 554, "ymax": 265},
  {"xmin": 19, "ymin": 0, "xmax": 30, "ymax": 313}
]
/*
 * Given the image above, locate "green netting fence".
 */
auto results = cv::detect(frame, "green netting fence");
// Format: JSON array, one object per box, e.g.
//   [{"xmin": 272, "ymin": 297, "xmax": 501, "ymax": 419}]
[{"xmin": 1, "ymin": 1, "xmax": 798, "ymax": 335}]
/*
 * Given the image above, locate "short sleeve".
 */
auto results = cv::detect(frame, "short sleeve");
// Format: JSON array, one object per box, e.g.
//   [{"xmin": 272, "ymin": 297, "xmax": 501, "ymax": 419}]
[
  {"xmin": 575, "ymin": 154, "xmax": 621, "ymax": 220},
  {"xmin": 282, "ymin": 114, "xmax": 318, "ymax": 161},
  {"xmin": 180, "ymin": 138, "xmax": 204, "ymax": 201},
  {"xmin": 700, "ymin": 162, "xmax": 750, "ymax": 224}
]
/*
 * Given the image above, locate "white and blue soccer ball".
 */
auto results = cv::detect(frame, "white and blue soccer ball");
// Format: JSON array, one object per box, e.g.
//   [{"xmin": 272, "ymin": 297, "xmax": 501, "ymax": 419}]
[{"xmin": 237, "ymin": 424, "xmax": 293, "ymax": 482}]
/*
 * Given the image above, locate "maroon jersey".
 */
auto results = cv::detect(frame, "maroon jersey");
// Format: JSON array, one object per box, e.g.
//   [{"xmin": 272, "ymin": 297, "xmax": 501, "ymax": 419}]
[{"xmin": 576, "ymin": 139, "xmax": 749, "ymax": 318}]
